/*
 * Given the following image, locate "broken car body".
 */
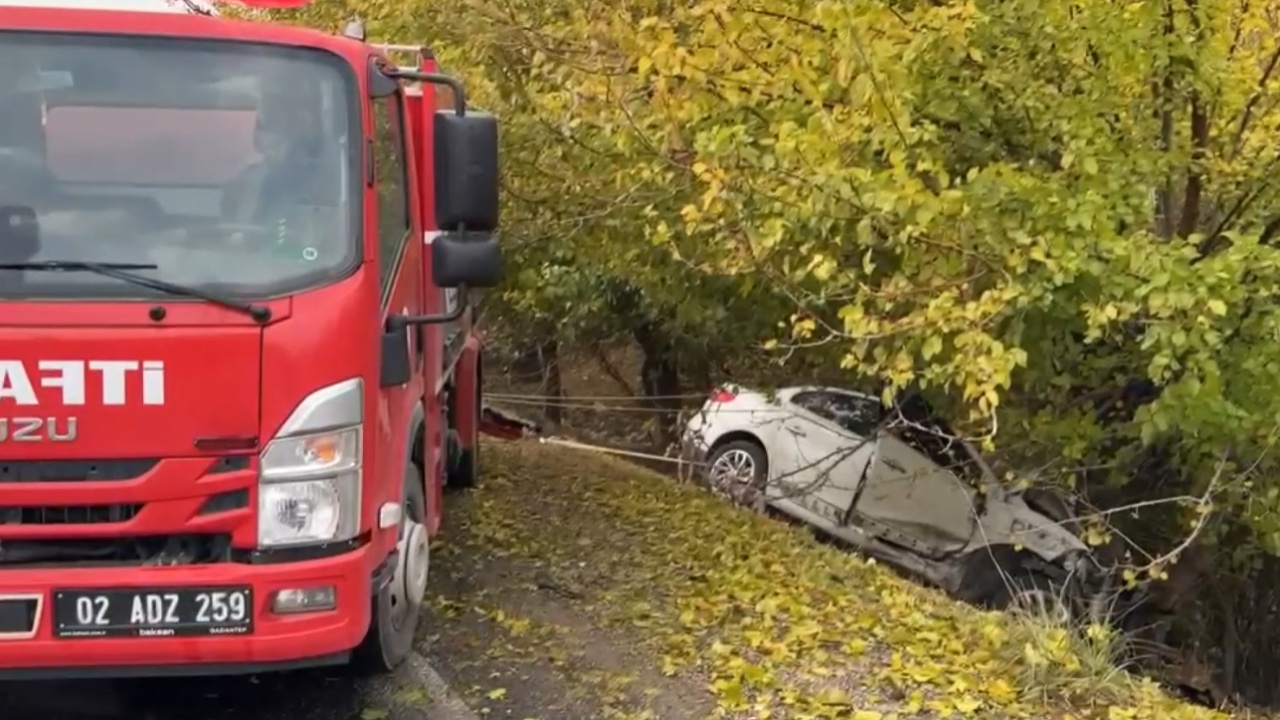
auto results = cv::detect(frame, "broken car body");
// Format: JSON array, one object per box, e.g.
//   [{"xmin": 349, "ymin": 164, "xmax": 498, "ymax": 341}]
[{"xmin": 681, "ymin": 385, "xmax": 1104, "ymax": 617}]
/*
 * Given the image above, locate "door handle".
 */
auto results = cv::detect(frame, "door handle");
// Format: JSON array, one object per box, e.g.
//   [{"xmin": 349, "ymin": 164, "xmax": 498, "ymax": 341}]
[{"xmin": 786, "ymin": 426, "xmax": 807, "ymax": 438}]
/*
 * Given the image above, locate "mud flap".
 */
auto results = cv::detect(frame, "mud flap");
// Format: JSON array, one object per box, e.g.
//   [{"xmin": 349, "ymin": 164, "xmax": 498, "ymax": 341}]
[{"xmin": 445, "ymin": 428, "xmax": 462, "ymax": 470}]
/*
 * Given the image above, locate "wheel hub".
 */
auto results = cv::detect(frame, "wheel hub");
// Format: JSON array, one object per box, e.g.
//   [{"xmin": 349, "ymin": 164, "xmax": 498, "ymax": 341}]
[
  {"xmin": 710, "ymin": 450, "xmax": 755, "ymax": 486},
  {"xmin": 389, "ymin": 519, "xmax": 429, "ymax": 629}
]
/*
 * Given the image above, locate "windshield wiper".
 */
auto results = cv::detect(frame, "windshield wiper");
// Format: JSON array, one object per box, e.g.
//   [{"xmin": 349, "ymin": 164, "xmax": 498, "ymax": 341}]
[{"xmin": 0, "ymin": 260, "xmax": 272, "ymax": 322}]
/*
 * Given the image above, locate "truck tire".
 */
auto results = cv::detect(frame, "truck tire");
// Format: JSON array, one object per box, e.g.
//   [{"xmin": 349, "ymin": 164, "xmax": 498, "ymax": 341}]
[
  {"xmin": 354, "ymin": 461, "xmax": 428, "ymax": 673},
  {"xmin": 447, "ymin": 354, "xmax": 482, "ymax": 489}
]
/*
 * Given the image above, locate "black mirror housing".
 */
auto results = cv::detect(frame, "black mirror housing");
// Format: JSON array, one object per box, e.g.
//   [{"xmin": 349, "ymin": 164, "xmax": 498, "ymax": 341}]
[
  {"xmin": 431, "ymin": 233, "xmax": 502, "ymax": 288},
  {"xmin": 434, "ymin": 111, "xmax": 498, "ymax": 232},
  {"xmin": 379, "ymin": 322, "xmax": 412, "ymax": 387}
]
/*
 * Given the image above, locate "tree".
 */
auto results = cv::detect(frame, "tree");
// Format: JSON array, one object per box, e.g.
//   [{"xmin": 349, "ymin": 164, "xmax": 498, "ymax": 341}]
[{"xmin": 279, "ymin": 0, "xmax": 1275, "ymax": 484}]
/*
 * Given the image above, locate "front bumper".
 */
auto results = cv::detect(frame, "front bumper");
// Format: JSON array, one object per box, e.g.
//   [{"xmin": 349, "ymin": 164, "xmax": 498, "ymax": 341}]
[{"xmin": 0, "ymin": 545, "xmax": 376, "ymax": 679}]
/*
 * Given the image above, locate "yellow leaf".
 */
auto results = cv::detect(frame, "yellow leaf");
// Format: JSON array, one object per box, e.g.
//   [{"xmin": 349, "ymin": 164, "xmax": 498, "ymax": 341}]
[
  {"xmin": 1084, "ymin": 524, "xmax": 1111, "ymax": 546},
  {"xmin": 392, "ymin": 687, "xmax": 428, "ymax": 704},
  {"xmin": 792, "ymin": 317, "xmax": 817, "ymax": 339},
  {"xmin": 987, "ymin": 677, "xmax": 1017, "ymax": 703},
  {"xmin": 712, "ymin": 678, "xmax": 746, "ymax": 707},
  {"xmin": 921, "ymin": 335, "xmax": 943, "ymax": 360},
  {"xmin": 815, "ymin": 688, "xmax": 851, "ymax": 706},
  {"xmin": 953, "ymin": 694, "xmax": 982, "ymax": 714},
  {"xmin": 660, "ymin": 655, "xmax": 680, "ymax": 676},
  {"xmin": 486, "ymin": 688, "xmax": 507, "ymax": 701}
]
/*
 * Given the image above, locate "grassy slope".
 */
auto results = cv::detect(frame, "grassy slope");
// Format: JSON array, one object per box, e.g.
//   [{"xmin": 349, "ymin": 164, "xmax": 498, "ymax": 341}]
[{"xmin": 469, "ymin": 438, "xmax": 1246, "ymax": 720}]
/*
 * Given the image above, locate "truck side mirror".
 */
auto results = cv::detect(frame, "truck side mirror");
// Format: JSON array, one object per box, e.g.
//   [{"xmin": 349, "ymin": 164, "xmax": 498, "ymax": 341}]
[
  {"xmin": 432, "ymin": 233, "xmax": 502, "ymax": 288},
  {"xmin": 431, "ymin": 110, "xmax": 502, "ymax": 288},
  {"xmin": 435, "ymin": 111, "xmax": 498, "ymax": 232}
]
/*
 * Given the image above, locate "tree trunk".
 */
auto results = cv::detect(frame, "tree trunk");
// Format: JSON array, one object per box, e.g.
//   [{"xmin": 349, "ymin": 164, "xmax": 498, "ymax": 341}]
[
  {"xmin": 633, "ymin": 321, "xmax": 681, "ymax": 450},
  {"xmin": 536, "ymin": 333, "xmax": 563, "ymax": 426}
]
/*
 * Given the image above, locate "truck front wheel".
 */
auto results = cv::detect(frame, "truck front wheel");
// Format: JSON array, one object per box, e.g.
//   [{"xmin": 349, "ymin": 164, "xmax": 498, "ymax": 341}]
[{"xmin": 354, "ymin": 460, "xmax": 428, "ymax": 672}]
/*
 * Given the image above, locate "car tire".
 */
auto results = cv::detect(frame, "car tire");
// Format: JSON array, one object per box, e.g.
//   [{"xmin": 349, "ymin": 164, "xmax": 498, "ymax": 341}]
[
  {"xmin": 353, "ymin": 461, "xmax": 428, "ymax": 673},
  {"xmin": 979, "ymin": 568, "xmax": 1072, "ymax": 624},
  {"xmin": 704, "ymin": 439, "xmax": 768, "ymax": 508}
]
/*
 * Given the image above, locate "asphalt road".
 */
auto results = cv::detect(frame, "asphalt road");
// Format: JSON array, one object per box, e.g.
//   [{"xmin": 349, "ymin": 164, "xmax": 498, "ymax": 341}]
[{"xmin": 0, "ymin": 652, "xmax": 478, "ymax": 720}]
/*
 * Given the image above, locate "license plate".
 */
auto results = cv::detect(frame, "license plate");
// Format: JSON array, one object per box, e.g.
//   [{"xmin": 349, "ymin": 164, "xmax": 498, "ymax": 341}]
[{"xmin": 53, "ymin": 587, "xmax": 253, "ymax": 639}]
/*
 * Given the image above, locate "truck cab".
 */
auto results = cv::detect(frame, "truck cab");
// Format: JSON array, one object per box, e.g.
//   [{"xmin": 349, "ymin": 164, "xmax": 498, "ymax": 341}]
[{"xmin": 0, "ymin": 2, "xmax": 501, "ymax": 677}]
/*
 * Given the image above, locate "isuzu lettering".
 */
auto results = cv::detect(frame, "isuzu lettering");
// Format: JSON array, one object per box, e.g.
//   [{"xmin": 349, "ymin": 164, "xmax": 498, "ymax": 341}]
[{"xmin": 0, "ymin": 0, "xmax": 503, "ymax": 678}]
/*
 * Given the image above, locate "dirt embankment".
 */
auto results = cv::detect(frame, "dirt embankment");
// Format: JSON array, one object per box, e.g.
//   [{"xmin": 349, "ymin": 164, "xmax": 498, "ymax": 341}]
[{"xmin": 417, "ymin": 439, "xmax": 1244, "ymax": 720}]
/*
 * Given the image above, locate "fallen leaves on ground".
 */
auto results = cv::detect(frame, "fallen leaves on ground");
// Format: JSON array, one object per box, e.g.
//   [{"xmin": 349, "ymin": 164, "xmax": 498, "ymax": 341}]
[{"xmin": 446, "ymin": 440, "xmax": 1243, "ymax": 720}]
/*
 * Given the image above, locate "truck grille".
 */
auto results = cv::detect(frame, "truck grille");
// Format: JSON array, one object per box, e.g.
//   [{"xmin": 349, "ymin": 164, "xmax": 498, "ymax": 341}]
[
  {"xmin": 0, "ymin": 504, "xmax": 143, "ymax": 525},
  {"xmin": 0, "ymin": 533, "xmax": 233, "ymax": 567},
  {"xmin": 0, "ymin": 459, "xmax": 158, "ymax": 483},
  {"xmin": 0, "ymin": 457, "xmax": 251, "ymax": 568}
]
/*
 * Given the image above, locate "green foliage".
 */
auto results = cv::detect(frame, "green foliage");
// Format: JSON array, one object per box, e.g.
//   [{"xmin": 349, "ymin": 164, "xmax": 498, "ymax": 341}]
[{"xmin": 267, "ymin": 0, "xmax": 1280, "ymax": 552}]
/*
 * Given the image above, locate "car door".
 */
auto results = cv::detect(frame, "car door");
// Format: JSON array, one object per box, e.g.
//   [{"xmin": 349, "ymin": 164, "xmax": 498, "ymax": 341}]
[
  {"xmin": 773, "ymin": 389, "xmax": 881, "ymax": 526},
  {"xmin": 852, "ymin": 420, "xmax": 977, "ymax": 555}
]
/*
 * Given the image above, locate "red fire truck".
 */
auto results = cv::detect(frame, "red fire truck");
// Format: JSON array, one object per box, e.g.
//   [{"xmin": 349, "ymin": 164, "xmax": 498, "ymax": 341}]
[{"xmin": 0, "ymin": 1, "xmax": 501, "ymax": 678}]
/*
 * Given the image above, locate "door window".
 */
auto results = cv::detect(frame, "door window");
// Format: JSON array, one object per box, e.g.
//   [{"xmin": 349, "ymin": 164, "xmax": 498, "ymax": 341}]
[
  {"xmin": 371, "ymin": 91, "xmax": 410, "ymax": 296},
  {"xmin": 791, "ymin": 391, "xmax": 883, "ymax": 436}
]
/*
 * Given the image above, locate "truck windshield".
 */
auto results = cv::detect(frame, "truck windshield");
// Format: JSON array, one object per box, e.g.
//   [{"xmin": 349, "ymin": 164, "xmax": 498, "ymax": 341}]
[{"xmin": 0, "ymin": 32, "xmax": 359, "ymax": 300}]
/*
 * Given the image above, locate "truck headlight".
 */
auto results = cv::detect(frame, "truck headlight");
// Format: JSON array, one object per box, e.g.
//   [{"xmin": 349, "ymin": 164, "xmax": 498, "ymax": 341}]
[
  {"xmin": 258, "ymin": 425, "xmax": 362, "ymax": 548},
  {"xmin": 261, "ymin": 427, "xmax": 361, "ymax": 480}
]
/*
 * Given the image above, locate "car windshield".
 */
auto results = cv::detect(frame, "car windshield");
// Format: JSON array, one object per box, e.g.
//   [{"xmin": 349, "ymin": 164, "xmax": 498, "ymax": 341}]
[{"xmin": 0, "ymin": 32, "xmax": 358, "ymax": 299}]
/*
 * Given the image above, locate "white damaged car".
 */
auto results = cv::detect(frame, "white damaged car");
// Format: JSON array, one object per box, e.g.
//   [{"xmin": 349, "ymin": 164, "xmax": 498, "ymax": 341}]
[{"xmin": 681, "ymin": 385, "xmax": 1103, "ymax": 619}]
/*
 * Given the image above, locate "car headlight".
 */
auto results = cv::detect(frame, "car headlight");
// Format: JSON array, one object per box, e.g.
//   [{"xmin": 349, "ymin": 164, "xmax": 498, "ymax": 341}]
[{"xmin": 258, "ymin": 426, "xmax": 362, "ymax": 549}]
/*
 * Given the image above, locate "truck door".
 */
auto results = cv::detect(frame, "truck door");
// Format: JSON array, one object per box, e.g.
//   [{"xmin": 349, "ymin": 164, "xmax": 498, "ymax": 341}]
[
  {"xmin": 412, "ymin": 66, "xmax": 465, "ymax": 392},
  {"xmin": 371, "ymin": 84, "xmax": 426, "ymax": 524}
]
